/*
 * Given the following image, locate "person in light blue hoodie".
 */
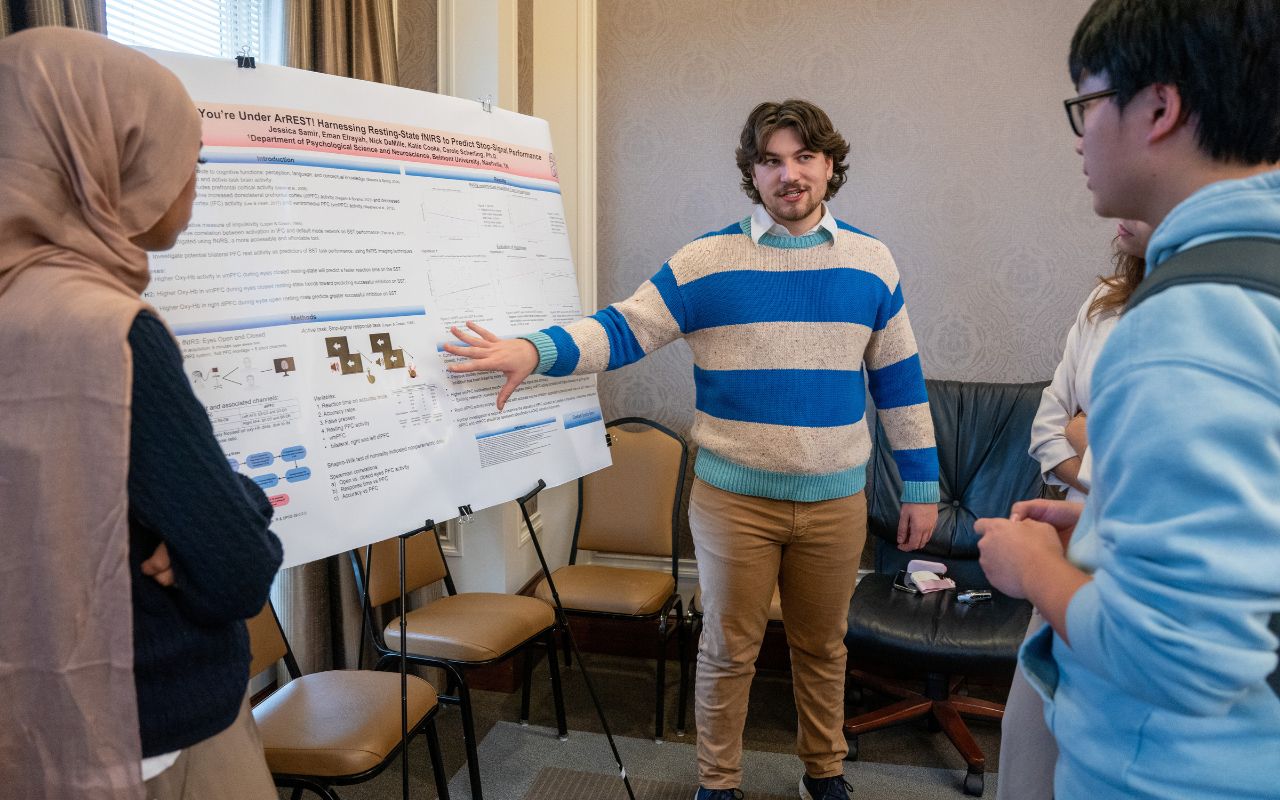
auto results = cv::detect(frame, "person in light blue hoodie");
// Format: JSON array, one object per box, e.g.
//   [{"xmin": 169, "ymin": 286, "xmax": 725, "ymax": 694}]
[{"xmin": 975, "ymin": 1, "xmax": 1280, "ymax": 798}]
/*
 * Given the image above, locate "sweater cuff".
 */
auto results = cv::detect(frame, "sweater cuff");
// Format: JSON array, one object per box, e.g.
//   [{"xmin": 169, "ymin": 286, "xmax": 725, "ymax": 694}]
[
  {"xmin": 901, "ymin": 481, "xmax": 940, "ymax": 504},
  {"xmin": 520, "ymin": 331, "xmax": 558, "ymax": 374}
]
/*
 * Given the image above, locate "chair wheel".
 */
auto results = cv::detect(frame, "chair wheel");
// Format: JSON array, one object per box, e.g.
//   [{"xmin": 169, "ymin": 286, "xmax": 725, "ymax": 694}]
[
  {"xmin": 963, "ymin": 769, "xmax": 984, "ymax": 796},
  {"xmin": 844, "ymin": 735, "xmax": 858, "ymax": 761}
]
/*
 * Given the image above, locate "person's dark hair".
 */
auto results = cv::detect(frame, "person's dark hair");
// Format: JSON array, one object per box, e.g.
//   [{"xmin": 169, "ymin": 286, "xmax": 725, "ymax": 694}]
[
  {"xmin": 1088, "ymin": 240, "xmax": 1146, "ymax": 320},
  {"xmin": 1069, "ymin": 0, "xmax": 1280, "ymax": 164},
  {"xmin": 735, "ymin": 100, "xmax": 850, "ymax": 203}
]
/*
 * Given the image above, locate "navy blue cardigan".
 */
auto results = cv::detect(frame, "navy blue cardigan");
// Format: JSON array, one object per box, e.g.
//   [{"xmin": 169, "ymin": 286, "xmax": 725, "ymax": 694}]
[{"xmin": 126, "ymin": 312, "xmax": 283, "ymax": 757}]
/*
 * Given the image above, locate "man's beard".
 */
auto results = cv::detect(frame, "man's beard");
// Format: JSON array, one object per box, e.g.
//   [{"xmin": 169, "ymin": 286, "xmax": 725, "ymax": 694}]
[{"xmin": 768, "ymin": 185, "xmax": 822, "ymax": 221}]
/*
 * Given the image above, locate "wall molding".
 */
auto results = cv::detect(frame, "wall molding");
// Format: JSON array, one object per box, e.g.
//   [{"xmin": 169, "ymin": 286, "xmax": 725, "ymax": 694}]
[
  {"xmin": 575, "ymin": 0, "xmax": 597, "ymax": 312},
  {"xmin": 586, "ymin": 552, "xmax": 874, "ymax": 587},
  {"xmin": 435, "ymin": 0, "xmax": 455, "ymax": 96},
  {"xmin": 437, "ymin": 518, "xmax": 463, "ymax": 557},
  {"xmin": 518, "ymin": 508, "xmax": 541, "ymax": 548},
  {"xmin": 497, "ymin": 0, "xmax": 518, "ymax": 110}
]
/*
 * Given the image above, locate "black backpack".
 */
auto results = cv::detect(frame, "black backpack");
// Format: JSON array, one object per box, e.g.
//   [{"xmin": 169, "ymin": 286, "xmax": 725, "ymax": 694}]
[{"xmin": 1124, "ymin": 237, "xmax": 1280, "ymax": 697}]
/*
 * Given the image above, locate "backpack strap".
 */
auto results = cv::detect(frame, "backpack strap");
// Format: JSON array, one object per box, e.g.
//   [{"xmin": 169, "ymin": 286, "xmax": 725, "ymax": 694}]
[
  {"xmin": 1125, "ymin": 237, "xmax": 1280, "ymax": 313},
  {"xmin": 1270, "ymin": 613, "xmax": 1280, "ymax": 699},
  {"xmin": 1123, "ymin": 236, "xmax": 1280, "ymax": 697}
]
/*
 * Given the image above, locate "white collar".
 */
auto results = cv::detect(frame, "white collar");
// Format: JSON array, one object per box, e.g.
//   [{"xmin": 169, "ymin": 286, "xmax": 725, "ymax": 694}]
[{"xmin": 749, "ymin": 203, "xmax": 838, "ymax": 245}]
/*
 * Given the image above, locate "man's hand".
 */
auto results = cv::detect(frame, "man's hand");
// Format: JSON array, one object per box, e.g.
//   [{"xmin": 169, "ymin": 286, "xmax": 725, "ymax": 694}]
[
  {"xmin": 1065, "ymin": 412, "xmax": 1088, "ymax": 456},
  {"xmin": 973, "ymin": 517, "xmax": 1063, "ymax": 599},
  {"xmin": 141, "ymin": 543, "xmax": 175, "ymax": 587},
  {"xmin": 442, "ymin": 321, "xmax": 540, "ymax": 410},
  {"xmin": 896, "ymin": 502, "xmax": 938, "ymax": 551},
  {"xmin": 1009, "ymin": 498, "xmax": 1083, "ymax": 550},
  {"xmin": 975, "ymin": 507, "xmax": 1091, "ymax": 644}
]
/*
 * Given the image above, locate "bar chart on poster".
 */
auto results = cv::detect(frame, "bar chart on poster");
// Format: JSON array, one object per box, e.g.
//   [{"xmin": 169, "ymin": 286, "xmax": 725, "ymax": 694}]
[{"xmin": 143, "ymin": 50, "xmax": 610, "ymax": 568}]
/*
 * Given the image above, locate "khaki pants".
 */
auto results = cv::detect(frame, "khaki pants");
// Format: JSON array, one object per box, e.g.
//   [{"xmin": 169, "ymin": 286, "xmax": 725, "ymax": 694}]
[
  {"xmin": 691, "ymin": 479, "xmax": 866, "ymax": 789},
  {"xmin": 144, "ymin": 697, "xmax": 277, "ymax": 800}
]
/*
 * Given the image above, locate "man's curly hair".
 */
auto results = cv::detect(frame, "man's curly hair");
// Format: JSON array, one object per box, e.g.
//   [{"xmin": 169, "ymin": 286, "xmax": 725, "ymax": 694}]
[{"xmin": 735, "ymin": 100, "xmax": 850, "ymax": 204}]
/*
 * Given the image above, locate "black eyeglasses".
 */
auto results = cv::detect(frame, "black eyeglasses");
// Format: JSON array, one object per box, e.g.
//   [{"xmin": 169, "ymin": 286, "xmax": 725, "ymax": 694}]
[{"xmin": 1063, "ymin": 89, "xmax": 1117, "ymax": 137}]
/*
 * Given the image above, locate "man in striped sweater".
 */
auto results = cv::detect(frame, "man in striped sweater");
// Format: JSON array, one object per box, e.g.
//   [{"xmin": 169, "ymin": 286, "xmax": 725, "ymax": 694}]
[{"xmin": 446, "ymin": 99, "xmax": 939, "ymax": 800}]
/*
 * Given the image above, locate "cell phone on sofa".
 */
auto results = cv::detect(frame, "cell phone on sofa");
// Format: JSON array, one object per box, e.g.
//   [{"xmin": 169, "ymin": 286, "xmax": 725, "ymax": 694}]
[{"xmin": 891, "ymin": 569, "xmax": 922, "ymax": 595}]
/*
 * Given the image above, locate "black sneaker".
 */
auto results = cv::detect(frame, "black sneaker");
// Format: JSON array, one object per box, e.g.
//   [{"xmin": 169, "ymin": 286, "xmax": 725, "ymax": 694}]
[
  {"xmin": 799, "ymin": 774, "xmax": 852, "ymax": 800},
  {"xmin": 695, "ymin": 788, "xmax": 745, "ymax": 800}
]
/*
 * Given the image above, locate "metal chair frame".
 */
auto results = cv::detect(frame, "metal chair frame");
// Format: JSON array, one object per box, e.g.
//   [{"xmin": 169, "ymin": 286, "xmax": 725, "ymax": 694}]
[
  {"xmin": 253, "ymin": 603, "xmax": 452, "ymax": 800},
  {"xmin": 557, "ymin": 416, "xmax": 689, "ymax": 740},
  {"xmin": 350, "ymin": 524, "xmax": 567, "ymax": 800}
]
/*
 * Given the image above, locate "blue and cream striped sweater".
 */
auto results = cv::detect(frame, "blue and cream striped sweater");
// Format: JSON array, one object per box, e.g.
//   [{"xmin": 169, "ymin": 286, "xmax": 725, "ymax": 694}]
[{"xmin": 525, "ymin": 217, "xmax": 939, "ymax": 503}]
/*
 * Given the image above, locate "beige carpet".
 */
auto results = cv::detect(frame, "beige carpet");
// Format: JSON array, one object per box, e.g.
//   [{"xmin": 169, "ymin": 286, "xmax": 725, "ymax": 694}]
[{"xmin": 523, "ymin": 765, "xmax": 793, "ymax": 800}]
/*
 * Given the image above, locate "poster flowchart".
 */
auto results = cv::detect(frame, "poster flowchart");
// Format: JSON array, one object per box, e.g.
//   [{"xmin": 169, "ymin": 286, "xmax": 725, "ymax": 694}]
[{"xmin": 144, "ymin": 50, "xmax": 610, "ymax": 568}]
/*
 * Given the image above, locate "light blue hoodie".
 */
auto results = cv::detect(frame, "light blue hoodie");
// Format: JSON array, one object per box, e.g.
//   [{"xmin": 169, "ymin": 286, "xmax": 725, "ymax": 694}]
[{"xmin": 1021, "ymin": 170, "xmax": 1280, "ymax": 800}]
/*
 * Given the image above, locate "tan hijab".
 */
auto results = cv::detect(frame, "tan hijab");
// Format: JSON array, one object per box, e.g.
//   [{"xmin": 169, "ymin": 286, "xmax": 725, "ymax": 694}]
[{"xmin": 0, "ymin": 28, "xmax": 201, "ymax": 799}]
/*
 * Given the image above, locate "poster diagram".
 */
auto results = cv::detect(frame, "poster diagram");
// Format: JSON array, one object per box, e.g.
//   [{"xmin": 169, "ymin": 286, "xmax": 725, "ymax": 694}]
[
  {"xmin": 324, "ymin": 332, "xmax": 416, "ymax": 381},
  {"xmin": 228, "ymin": 445, "xmax": 312, "ymax": 506},
  {"xmin": 143, "ymin": 49, "xmax": 611, "ymax": 568}
]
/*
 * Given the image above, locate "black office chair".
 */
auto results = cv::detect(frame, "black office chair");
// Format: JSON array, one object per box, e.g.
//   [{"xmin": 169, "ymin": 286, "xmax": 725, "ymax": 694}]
[{"xmin": 844, "ymin": 380, "xmax": 1044, "ymax": 796}]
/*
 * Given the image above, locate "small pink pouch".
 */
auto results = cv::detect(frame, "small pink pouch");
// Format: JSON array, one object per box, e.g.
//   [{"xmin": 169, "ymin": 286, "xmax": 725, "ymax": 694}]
[
  {"xmin": 907, "ymin": 559, "xmax": 948, "ymax": 574},
  {"xmin": 905, "ymin": 561, "xmax": 955, "ymax": 593}
]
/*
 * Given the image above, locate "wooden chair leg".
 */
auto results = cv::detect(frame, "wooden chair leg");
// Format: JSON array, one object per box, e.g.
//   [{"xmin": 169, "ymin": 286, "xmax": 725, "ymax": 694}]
[
  {"xmin": 842, "ymin": 696, "xmax": 933, "ymax": 736},
  {"xmin": 932, "ymin": 701, "xmax": 986, "ymax": 772},
  {"xmin": 951, "ymin": 694, "xmax": 1005, "ymax": 721},
  {"xmin": 847, "ymin": 668, "xmax": 925, "ymax": 701}
]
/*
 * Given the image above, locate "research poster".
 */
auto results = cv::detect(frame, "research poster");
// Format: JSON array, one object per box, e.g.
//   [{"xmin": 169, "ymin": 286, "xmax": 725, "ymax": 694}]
[{"xmin": 143, "ymin": 50, "xmax": 610, "ymax": 568}]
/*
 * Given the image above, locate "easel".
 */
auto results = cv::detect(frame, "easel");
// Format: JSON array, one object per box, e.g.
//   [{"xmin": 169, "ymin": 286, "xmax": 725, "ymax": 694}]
[
  {"xmin": 362, "ymin": 478, "xmax": 637, "ymax": 800},
  {"xmin": 516, "ymin": 479, "xmax": 637, "ymax": 800}
]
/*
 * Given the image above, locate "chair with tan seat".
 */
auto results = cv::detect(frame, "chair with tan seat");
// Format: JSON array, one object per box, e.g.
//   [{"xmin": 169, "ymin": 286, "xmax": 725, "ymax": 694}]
[
  {"xmin": 246, "ymin": 602, "xmax": 451, "ymax": 800},
  {"xmin": 678, "ymin": 584, "xmax": 783, "ymax": 733},
  {"xmin": 534, "ymin": 416, "xmax": 688, "ymax": 741},
  {"xmin": 350, "ymin": 525, "xmax": 566, "ymax": 800}
]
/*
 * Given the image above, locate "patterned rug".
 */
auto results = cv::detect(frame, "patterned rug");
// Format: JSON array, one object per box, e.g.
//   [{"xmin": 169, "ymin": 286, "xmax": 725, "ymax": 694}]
[
  {"xmin": 522, "ymin": 766, "xmax": 793, "ymax": 800},
  {"xmin": 448, "ymin": 721, "xmax": 998, "ymax": 800}
]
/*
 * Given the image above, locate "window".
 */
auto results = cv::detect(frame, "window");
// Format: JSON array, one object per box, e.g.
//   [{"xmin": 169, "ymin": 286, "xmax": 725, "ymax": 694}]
[{"xmin": 105, "ymin": 0, "xmax": 277, "ymax": 63}]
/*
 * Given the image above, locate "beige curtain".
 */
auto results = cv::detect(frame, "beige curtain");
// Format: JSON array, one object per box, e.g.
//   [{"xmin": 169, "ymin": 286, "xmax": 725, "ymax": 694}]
[
  {"xmin": 283, "ymin": 0, "xmax": 397, "ymax": 84},
  {"xmin": 275, "ymin": 0, "xmax": 399, "ymax": 674},
  {"xmin": 1, "ymin": 0, "xmax": 102, "ymax": 37},
  {"xmin": 274, "ymin": 557, "xmax": 367, "ymax": 674}
]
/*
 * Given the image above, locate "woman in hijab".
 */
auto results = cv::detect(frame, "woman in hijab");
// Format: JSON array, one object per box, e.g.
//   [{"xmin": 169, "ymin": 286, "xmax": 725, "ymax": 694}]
[{"xmin": 0, "ymin": 28, "xmax": 282, "ymax": 800}]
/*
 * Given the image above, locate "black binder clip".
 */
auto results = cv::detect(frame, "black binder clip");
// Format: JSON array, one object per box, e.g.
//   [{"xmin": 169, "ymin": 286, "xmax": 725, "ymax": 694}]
[
  {"xmin": 457, "ymin": 504, "xmax": 474, "ymax": 524},
  {"xmin": 605, "ymin": 432, "xmax": 615, "ymax": 447},
  {"xmin": 235, "ymin": 47, "xmax": 256, "ymax": 69}
]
